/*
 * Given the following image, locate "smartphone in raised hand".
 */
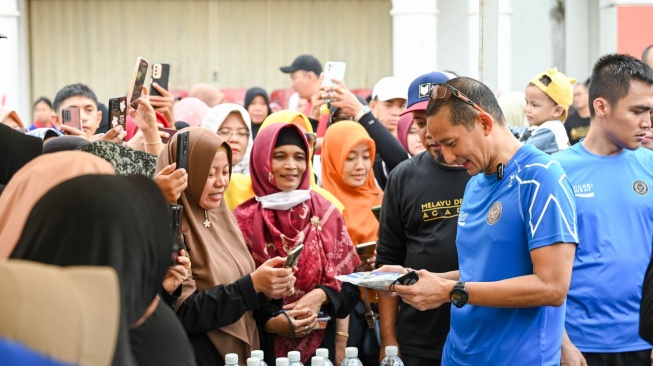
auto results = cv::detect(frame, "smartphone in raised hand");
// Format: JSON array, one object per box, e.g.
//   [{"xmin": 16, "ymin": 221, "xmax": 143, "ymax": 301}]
[
  {"xmin": 284, "ymin": 244, "xmax": 305, "ymax": 268},
  {"xmin": 108, "ymin": 96, "xmax": 127, "ymax": 130},
  {"xmin": 150, "ymin": 63, "xmax": 170, "ymax": 97},
  {"xmin": 175, "ymin": 131, "xmax": 190, "ymax": 173},
  {"xmin": 322, "ymin": 61, "xmax": 347, "ymax": 87},
  {"xmin": 127, "ymin": 57, "xmax": 149, "ymax": 109}
]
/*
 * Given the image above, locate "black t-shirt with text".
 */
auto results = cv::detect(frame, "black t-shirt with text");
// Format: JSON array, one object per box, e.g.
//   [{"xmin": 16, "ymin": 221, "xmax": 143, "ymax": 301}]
[
  {"xmin": 565, "ymin": 111, "xmax": 590, "ymax": 145},
  {"xmin": 376, "ymin": 151, "xmax": 471, "ymax": 360}
]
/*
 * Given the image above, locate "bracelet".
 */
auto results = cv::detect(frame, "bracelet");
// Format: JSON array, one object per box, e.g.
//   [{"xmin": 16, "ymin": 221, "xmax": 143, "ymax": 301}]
[
  {"xmin": 144, "ymin": 140, "xmax": 162, "ymax": 145},
  {"xmin": 336, "ymin": 331, "xmax": 349, "ymax": 338}
]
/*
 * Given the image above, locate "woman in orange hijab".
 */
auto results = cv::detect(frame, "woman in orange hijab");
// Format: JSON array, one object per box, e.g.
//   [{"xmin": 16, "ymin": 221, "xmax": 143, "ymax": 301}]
[{"xmin": 321, "ymin": 121, "xmax": 383, "ymax": 245}]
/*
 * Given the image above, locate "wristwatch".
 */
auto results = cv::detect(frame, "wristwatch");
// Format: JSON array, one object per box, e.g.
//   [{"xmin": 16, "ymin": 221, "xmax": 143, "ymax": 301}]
[
  {"xmin": 450, "ymin": 280, "xmax": 468, "ymax": 308},
  {"xmin": 354, "ymin": 105, "xmax": 371, "ymax": 122}
]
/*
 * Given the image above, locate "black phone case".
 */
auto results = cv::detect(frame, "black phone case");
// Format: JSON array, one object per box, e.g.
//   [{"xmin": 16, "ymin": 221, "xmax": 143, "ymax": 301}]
[
  {"xmin": 150, "ymin": 63, "xmax": 170, "ymax": 97},
  {"xmin": 169, "ymin": 204, "xmax": 185, "ymax": 266},
  {"xmin": 176, "ymin": 131, "xmax": 190, "ymax": 172},
  {"xmin": 108, "ymin": 96, "xmax": 127, "ymax": 130},
  {"xmin": 396, "ymin": 271, "xmax": 419, "ymax": 286}
]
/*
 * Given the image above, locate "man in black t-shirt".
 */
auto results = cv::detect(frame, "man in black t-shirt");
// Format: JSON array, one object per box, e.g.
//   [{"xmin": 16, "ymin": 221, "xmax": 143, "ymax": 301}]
[
  {"xmin": 376, "ymin": 72, "xmax": 471, "ymax": 366},
  {"xmin": 565, "ymin": 79, "xmax": 591, "ymax": 145}
]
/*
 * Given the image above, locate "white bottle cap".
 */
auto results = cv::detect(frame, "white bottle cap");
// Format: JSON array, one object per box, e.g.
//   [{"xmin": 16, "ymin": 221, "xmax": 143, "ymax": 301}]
[
  {"xmin": 345, "ymin": 347, "xmax": 358, "ymax": 358},
  {"xmin": 225, "ymin": 353, "xmax": 238, "ymax": 364},
  {"xmin": 385, "ymin": 345, "xmax": 398, "ymax": 357},
  {"xmin": 312, "ymin": 356, "xmax": 325, "ymax": 366},
  {"xmin": 248, "ymin": 358, "xmax": 261, "ymax": 366},
  {"xmin": 315, "ymin": 348, "xmax": 329, "ymax": 358},
  {"xmin": 288, "ymin": 351, "xmax": 301, "ymax": 362},
  {"xmin": 252, "ymin": 350, "xmax": 264, "ymax": 360},
  {"xmin": 276, "ymin": 357, "xmax": 289, "ymax": 366}
]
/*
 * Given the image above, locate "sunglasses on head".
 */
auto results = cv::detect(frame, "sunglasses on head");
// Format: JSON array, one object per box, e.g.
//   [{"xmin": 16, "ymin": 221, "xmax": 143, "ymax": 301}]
[{"xmin": 429, "ymin": 83, "xmax": 488, "ymax": 116}]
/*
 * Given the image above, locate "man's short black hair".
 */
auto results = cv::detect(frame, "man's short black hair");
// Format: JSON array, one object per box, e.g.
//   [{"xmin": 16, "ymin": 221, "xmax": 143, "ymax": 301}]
[
  {"xmin": 425, "ymin": 77, "xmax": 505, "ymax": 131},
  {"xmin": 588, "ymin": 53, "xmax": 653, "ymax": 117},
  {"xmin": 52, "ymin": 83, "xmax": 98, "ymax": 112}
]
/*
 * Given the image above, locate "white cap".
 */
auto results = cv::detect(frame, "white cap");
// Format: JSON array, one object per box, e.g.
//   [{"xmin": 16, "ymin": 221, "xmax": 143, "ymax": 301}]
[
  {"xmin": 248, "ymin": 357, "xmax": 261, "ymax": 366},
  {"xmin": 288, "ymin": 351, "xmax": 301, "ymax": 362},
  {"xmin": 252, "ymin": 350, "xmax": 264, "ymax": 360},
  {"xmin": 345, "ymin": 347, "xmax": 358, "ymax": 358},
  {"xmin": 385, "ymin": 345, "xmax": 399, "ymax": 357},
  {"xmin": 312, "ymin": 356, "xmax": 325, "ymax": 366},
  {"xmin": 372, "ymin": 77, "xmax": 409, "ymax": 101},
  {"xmin": 315, "ymin": 348, "xmax": 329, "ymax": 358},
  {"xmin": 225, "ymin": 353, "xmax": 239, "ymax": 364},
  {"xmin": 276, "ymin": 357, "xmax": 289, "ymax": 366}
]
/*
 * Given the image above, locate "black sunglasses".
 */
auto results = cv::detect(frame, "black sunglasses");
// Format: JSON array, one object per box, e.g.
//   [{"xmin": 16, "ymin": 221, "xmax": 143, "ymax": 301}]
[{"xmin": 429, "ymin": 83, "xmax": 488, "ymax": 115}]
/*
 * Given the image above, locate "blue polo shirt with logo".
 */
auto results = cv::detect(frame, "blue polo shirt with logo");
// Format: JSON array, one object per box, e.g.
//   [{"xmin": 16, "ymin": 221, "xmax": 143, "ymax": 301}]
[
  {"xmin": 554, "ymin": 142, "xmax": 653, "ymax": 352},
  {"xmin": 443, "ymin": 144, "xmax": 578, "ymax": 366}
]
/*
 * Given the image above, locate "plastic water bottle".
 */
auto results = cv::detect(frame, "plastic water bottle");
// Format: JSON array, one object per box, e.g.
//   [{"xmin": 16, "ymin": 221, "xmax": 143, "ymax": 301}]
[
  {"xmin": 225, "ymin": 353, "xmax": 238, "ymax": 366},
  {"xmin": 248, "ymin": 358, "xmax": 262, "ymax": 366},
  {"xmin": 288, "ymin": 351, "xmax": 304, "ymax": 366},
  {"xmin": 315, "ymin": 348, "xmax": 334, "ymax": 366},
  {"xmin": 276, "ymin": 357, "xmax": 289, "ymax": 366},
  {"xmin": 339, "ymin": 347, "xmax": 363, "ymax": 366},
  {"xmin": 380, "ymin": 346, "xmax": 404, "ymax": 366},
  {"xmin": 312, "ymin": 356, "xmax": 325, "ymax": 366},
  {"xmin": 251, "ymin": 350, "xmax": 268, "ymax": 366}
]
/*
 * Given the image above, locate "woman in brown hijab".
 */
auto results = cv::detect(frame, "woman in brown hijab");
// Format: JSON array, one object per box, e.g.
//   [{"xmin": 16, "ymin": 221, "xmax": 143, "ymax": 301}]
[{"xmin": 157, "ymin": 127, "xmax": 297, "ymax": 365}]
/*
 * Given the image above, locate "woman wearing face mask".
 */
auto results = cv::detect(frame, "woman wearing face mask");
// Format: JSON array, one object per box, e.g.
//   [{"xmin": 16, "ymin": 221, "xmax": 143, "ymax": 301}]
[
  {"xmin": 157, "ymin": 127, "xmax": 296, "ymax": 365},
  {"xmin": 233, "ymin": 124, "xmax": 360, "ymax": 365},
  {"xmin": 244, "ymin": 87, "xmax": 272, "ymax": 139}
]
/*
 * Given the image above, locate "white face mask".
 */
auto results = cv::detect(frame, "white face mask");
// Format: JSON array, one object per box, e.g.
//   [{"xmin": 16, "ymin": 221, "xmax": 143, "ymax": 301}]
[{"xmin": 256, "ymin": 189, "xmax": 311, "ymax": 211}]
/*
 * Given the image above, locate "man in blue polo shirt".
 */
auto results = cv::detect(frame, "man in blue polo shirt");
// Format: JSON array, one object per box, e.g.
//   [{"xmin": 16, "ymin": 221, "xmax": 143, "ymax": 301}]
[
  {"xmin": 555, "ymin": 53, "xmax": 653, "ymax": 366},
  {"xmin": 384, "ymin": 76, "xmax": 578, "ymax": 365}
]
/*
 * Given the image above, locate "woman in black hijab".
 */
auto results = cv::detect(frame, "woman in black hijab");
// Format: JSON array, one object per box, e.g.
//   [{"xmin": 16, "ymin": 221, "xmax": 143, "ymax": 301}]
[
  {"xmin": 11, "ymin": 175, "xmax": 195, "ymax": 366},
  {"xmin": 0, "ymin": 123, "xmax": 41, "ymax": 187},
  {"xmin": 243, "ymin": 87, "xmax": 272, "ymax": 139}
]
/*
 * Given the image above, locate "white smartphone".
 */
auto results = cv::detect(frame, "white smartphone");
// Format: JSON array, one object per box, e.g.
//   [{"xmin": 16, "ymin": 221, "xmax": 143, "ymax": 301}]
[{"xmin": 322, "ymin": 61, "xmax": 347, "ymax": 87}]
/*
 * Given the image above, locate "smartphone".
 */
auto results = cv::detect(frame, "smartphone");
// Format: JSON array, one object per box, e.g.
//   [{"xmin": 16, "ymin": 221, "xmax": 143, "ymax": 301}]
[
  {"xmin": 322, "ymin": 61, "xmax": 347, "ymax": 87},
  {"xmin": 127, "ymin": 56, "xmax": 149, "ymax": 109},
  {"xmin": 108, "ymin": 96, "xmax": 127, "ymax": 130},
  {"xmin": 371, "ymin": 205, "xmax": 382, "ymax": 222},
  {"xmin": 150, "ymin": 63, "xmax": 170, "ymax": 97},
  {"xmin": 159, "ymin": 127, "xmax": 179, "ymax": 144},
  {"xmin": 169, "ymin": 204, "xmax": 185, "ymax": 266},
  {"xmin": 175, "ymin": 131, "xmax": 190, "ymax": 172},
  {"xmin": 395, "ymin": 271, "xmax": 419, "ymax": 286},
  {"xmin": 356, "ymin": 241, "xmax": 377, "ymax": 262},
  {"xmin": 284, "ymin": 244, "xmax": 304, "ymax": 268},
  {"xmin": 61, "ymin": 107, "xmax": 81, "ymax": 130},
  {"xmin": 171, "ymin": 237, "xmax": 186, "ymax": 267}
]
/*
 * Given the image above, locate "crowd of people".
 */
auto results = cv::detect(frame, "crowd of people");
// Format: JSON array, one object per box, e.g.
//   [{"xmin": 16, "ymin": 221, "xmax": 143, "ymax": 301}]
[{"xmin": 1, "ymin": 49, "xmax": 653, "ymax": 366}]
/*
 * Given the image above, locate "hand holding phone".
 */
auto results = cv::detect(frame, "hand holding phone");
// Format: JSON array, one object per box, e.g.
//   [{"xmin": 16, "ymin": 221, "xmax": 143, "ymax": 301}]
[
  {"xmin": 108, "ymin": 96, "xmax": 127, "ymax": 130},
  {"xmin": 356, "ymin": 242, "xmax": 377, "ymax": 262},
  {"xmin": 127, "ymin": 57, "xmax": 149, "ymax": 109},
  {"xmin": 284, "ymin": 244, "xmax": 305, "ymax": 268},
  {"xmin": 150, "ymin": 63, "xmax": 170, "ymax": 97},
  {"xmin": 159, "ymin": 127, "xmax": 179, "ymax": 144}
]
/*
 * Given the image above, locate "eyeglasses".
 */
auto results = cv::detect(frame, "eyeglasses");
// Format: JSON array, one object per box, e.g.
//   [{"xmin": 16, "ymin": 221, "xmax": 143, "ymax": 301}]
[
  {"xmin": 429, "ymin": 83, "xmax": 488, "ymax": 115},
  {"xmin": 217, "ymin": 129, "xmax": 250, "ymax": 138}
]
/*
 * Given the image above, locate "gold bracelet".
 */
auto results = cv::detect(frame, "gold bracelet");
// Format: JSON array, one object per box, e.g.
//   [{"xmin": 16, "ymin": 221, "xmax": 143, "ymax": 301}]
[
  {"xmin": 144, "ymin": 140, "xmax": 162, "ymax": 145},
  {"xmin": 336, "ymin": 331, "xmax": 349, "ymax": 338}
]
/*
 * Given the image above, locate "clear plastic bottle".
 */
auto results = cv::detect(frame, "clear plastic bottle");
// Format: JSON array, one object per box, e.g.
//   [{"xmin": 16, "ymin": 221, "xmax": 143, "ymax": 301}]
[
  {"xmin": 339, "ymin": 347, "xmax": 363, "ymax": 366},
  {"xmin": 288, "ymin": 351, "xmax": 304, "ymax": 366},
  {"xmin": 248, "ymin": 358, "xmax": 262, "ymax": 366},
  {"xmin": 380, "ymin": 346, "xmax": 404, "ymax": 366},
  {"xmin": 312, "ymin": 356, "xmax": 325, "ymax": 366},
  {"xmin": 252, "ymin": 350, "xmax": 268, "ymax": 366},
  {"xmin": 225, "ymin": 353, "xmax": 239, "ymax": 366},
  {"xmin": 276, "ymin": 357, "xmax": 290, "ymax": 366},
  {"xmin": 315, "ymin": 348, "xmax": 334, "ymax": 366}
]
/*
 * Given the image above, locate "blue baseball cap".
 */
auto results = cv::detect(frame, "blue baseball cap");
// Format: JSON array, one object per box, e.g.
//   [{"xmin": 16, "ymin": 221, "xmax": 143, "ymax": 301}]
[{"xmin": 401, "ymin": 72, "xmax": 452, "ymax": 116}]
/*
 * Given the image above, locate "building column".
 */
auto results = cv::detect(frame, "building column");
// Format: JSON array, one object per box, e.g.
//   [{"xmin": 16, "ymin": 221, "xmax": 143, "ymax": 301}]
[
  {"xmin": 390, "ymin": 0, "xmax": 438, "ymax": 81},
  {"xmin": 0, "ymin": 0, "xmax": 30, "ymax": 123},
  {"xmin": 467, "ymin": 0, "xmax": 480, "ymax": 80}
]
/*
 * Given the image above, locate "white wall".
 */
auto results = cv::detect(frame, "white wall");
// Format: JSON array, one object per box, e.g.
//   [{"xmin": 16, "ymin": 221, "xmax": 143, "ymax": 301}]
[{"xmin": 0, "ymin": 0, "xmax": 30, "ymax": 123}]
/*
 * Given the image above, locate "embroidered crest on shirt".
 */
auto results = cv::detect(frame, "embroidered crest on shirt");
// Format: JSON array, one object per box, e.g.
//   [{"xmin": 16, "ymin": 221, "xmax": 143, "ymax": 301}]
[
  {"xmin": 486, "ymin": 201, "xmax": 502, "ymax": 225},
  {"xmin": 634, "ymin": 180, "xmax": 648, "ymax": 195}
]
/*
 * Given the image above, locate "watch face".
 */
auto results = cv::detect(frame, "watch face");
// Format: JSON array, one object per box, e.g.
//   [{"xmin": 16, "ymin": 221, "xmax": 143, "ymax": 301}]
[{"xmin": 450, "ymin": 289, "xmax": 469, "ymax": 308}]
